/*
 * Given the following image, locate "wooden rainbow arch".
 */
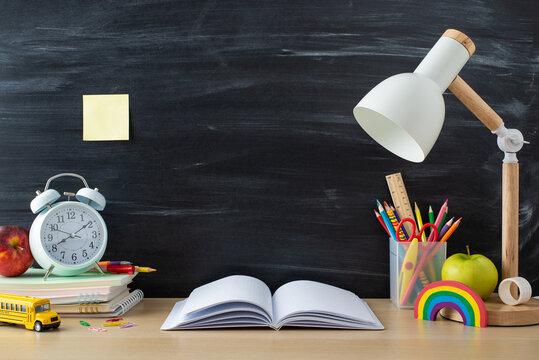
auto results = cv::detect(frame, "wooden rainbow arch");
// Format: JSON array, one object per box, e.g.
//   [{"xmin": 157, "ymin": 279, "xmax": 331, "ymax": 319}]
[{"xmin": 414, "ymin": 280, "xmax": 488, "ymax": 327}]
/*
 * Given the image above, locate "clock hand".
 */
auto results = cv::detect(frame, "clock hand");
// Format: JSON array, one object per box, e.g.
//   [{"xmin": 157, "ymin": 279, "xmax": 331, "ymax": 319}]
[
  {"xmin": 54, "ymin": 228, "xmax": 86, "ymax": 246},
  {"xmin": 73, "ymin": 222, "xmax": 90, "ymax": 234},
  {"xmin": 55, "ymin": 235, "xmax": 71, "ymax": 246},
  {"xmin": 55, "ymin": 229, "xmax": 81, "ymax": 238}
]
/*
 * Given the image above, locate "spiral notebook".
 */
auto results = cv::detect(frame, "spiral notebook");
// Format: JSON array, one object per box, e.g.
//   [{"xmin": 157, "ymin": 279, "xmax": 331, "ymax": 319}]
[{"xmin": 58, "ymin": 289, "xmax": 144, "ymax": 317}]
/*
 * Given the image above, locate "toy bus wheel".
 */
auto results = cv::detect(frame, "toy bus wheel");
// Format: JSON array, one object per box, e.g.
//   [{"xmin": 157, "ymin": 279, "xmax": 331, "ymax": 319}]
[{"xmin": 34, "ymin": 321, "xmax": 43, "ymax": 332}]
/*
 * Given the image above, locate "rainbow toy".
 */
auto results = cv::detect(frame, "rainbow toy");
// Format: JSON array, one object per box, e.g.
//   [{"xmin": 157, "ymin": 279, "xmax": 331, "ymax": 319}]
[{"xmin": 414, "ymin": 280, "xmax": 488, "ymax": 327}]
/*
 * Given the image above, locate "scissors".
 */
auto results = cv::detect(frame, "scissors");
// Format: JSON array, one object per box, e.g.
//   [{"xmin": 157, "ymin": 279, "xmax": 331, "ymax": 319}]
[
  {"xmin": 396, "ymin": 218, "xmax": 438, "ymax": 303},
  {"xmin": 396, "ymin": 218, "xmax": 438, "ymax": 243}
]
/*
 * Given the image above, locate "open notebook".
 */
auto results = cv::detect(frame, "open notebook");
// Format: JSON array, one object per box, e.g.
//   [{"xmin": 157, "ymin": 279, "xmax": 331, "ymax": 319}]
[{"xmin": 161, "ymin": 276, "xmax": 383, "ymax": 330}]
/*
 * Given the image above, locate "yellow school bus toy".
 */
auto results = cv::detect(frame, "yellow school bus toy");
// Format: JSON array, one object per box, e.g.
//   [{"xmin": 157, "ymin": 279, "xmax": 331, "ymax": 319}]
[{"xmin": 0, "ymin": 293, "xmax": 60, "ymax": 331}]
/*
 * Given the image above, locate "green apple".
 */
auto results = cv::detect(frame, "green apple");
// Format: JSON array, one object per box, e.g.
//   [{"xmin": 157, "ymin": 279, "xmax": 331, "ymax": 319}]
[{"xmin": 441, "ymin": 245, "xmax": 498, "ymax": 300}]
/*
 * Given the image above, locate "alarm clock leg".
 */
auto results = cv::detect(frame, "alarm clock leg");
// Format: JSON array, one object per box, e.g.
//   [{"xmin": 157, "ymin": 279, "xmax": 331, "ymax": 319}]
[
  {"xmin": 94, "ymin": 261, "xmax": 106, "ymax": 276},
  {"xmin": 43, "ymin": 265, "xmax": 55, "ymax": 281}
]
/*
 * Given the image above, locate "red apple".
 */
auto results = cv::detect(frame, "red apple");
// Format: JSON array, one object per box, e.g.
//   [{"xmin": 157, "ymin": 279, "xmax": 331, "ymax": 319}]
[{"xmin": 0, "ymin": 226, "xmax": 33, "ymax": 277}]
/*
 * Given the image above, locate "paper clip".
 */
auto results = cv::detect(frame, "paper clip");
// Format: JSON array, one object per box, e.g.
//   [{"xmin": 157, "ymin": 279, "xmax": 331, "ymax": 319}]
[
  {"xmin": 119, "ymin": 322, "xmax": 136, "ymax": 328},
  {"xmin": 88, "ymin": 327, "xmax": 107, "ymax": 332},
  {"xmin": 106, "ymin": 318, "xmax": 123, "ymax": 322},
  {"xmin": 103, "ymin": 321, "xmax": 130, "ymax": 327}
]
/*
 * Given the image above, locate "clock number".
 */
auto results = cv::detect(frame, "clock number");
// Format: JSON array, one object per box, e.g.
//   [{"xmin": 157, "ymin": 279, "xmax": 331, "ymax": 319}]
[{"xmin": 42, "ymin": 205, "xmax": 105, "ymax": 265}]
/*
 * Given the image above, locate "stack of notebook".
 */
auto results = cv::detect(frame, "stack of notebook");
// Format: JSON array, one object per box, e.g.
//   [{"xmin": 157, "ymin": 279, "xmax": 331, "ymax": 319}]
[{"xmin": 0, "ymin": 268, "xmax": 144, "ymax": 317}]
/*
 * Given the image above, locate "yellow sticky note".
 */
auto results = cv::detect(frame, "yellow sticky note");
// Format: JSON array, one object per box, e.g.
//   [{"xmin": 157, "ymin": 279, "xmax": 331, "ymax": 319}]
[{"xmin": 83, "ymin": 94, "xmax": 129, "ymax": 141}]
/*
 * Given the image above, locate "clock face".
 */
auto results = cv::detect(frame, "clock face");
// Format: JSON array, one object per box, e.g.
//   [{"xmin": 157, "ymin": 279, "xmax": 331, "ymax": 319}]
[{"xmin": 40, "ymin": 204, "xmax": 106, "ymax": 266}]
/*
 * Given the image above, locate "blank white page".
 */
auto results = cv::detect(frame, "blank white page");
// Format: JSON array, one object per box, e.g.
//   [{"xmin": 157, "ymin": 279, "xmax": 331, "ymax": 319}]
[
  {"xmin": 181, "ymin": 275, "xmax": 273, "ymax": 319},
  {"xmin": 272, "ymin": 280, "xmax": 375, "ymax": 325}
]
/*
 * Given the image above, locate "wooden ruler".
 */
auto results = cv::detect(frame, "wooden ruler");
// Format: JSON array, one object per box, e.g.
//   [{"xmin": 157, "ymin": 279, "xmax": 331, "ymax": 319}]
[{"xmin": 386, "ymin": 172, "xmax": 416, "ymax": 236}]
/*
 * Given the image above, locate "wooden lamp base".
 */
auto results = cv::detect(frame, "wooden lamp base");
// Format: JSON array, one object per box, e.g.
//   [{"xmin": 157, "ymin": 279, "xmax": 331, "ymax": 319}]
[{"xmin": 440, "ymin": 293, "xmax": 539, "ymax": 326}]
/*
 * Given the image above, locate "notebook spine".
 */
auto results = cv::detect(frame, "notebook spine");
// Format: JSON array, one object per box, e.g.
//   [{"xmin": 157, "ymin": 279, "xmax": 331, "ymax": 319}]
[{"xmin": 111, "ymin": 289, "xmax": 144, "ymax": 315}]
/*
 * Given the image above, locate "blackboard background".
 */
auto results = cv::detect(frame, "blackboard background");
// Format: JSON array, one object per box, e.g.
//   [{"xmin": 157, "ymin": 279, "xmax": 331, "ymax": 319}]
[{"xmin": 0, "ymin": 0, "xmax": 537, "ymax": 298}]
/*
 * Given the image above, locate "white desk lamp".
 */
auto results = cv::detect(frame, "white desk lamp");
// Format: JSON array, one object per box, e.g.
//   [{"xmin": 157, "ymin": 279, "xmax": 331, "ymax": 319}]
[{"xmin": 353, "ymin": 29, "xmax": 537, "ymax": 325}]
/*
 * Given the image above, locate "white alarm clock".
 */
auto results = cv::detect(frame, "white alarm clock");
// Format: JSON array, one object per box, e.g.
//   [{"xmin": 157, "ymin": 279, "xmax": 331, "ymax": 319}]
[{"xmin": 29, "ymin": 173, "xmax": 108, "ymax": 280}]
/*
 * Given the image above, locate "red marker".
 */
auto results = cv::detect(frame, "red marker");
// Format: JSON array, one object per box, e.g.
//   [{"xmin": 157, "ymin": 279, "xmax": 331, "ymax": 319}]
[{"xmin": 99, "ymin": 265, "xmax": 135, "ymax": 274}]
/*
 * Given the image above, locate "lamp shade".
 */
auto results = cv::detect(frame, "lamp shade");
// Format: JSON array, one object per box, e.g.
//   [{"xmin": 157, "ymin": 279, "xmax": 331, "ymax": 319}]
[
  {"xmin": 353, "ymin": 73, "xmax": 445, "ymax": 162},
  {"xmin": 353, "ymin": 32, "xmax": 472, "ymax": 162}
]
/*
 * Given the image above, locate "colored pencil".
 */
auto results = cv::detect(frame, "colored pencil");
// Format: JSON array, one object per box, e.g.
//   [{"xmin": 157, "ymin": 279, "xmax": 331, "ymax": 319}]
[
  {"xmin": 377, "ymin": 200, "xmax": 397, "ymax": 241},
  {"xmin": 427, "ymin": 199, "xmax": 448, "ymax": 242},
  {"xmin": 414, "ymin": 202, "xmax": 427, "ymax": 242},
  {"xmin": 416, "ymin": 202, "xmax": 436, "ymax": 280},
  {"xmin": 437, "ymin": 217, "xmax": 454, "ymax": 241},
  {"xmin": 136, "ymin": 267, "xmax": 157, "ymax": 273},
  {"xmin": 418, "ymin": 270, "xmax": 429, "ymax": 288},
  {"xmin": 98, "ymin": 261, "xmax": 132, "ymax": 266},
  {"xmin": 374, "ymin": 209, "xmax": 390, "ymax": 236},
  {"xmin": 427, "ymin": 205, "xmax": 435, "ymax": 240},
  {"xmin": 390, "ymin": 205, "xmax": 410, "ymax": 239},
  {"xmin": 428, "ymin": 205, "xmax": 435, "ymax": 225},
  {"xmin": 384, "ymin": 202, "xmax": 407, "ymax": 241},
  {"xmin": 440, "ymin": 217, "xmax": 462, "ymax": 243},
  {"xmin": 437, "ymin": 207, "xmax": 448, "ymax": 237}
]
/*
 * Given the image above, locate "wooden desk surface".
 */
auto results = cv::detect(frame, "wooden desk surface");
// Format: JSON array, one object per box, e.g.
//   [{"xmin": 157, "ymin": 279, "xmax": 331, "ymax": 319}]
[{"xmin": 1, "ymin": 298, "xmax": 538, "ymax": 360}]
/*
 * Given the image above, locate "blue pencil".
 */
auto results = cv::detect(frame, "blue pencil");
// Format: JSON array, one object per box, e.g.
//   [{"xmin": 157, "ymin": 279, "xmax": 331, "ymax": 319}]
[{"xmin": 377, "ymin": 200, "xmax": 397, "ymax": 241}]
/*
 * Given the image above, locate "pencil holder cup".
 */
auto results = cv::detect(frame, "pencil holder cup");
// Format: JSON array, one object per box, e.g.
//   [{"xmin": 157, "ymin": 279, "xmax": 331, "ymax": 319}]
[{"xmin": 389, "ymin": 238, "xmax": 447, "ymax": 309}]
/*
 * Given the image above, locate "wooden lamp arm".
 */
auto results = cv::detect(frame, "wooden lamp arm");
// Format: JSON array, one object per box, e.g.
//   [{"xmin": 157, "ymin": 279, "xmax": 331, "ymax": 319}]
[
  {"xmin": 448, "ymin": 75, "xmax": 504, "ymax": 132},
  {"xmin": 502, "ymin": 162, "xmax": 519, "ymax": 289},
  {"xmin": 448, "ymin": 75, "xmax": 521, "ymax": 295}
]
